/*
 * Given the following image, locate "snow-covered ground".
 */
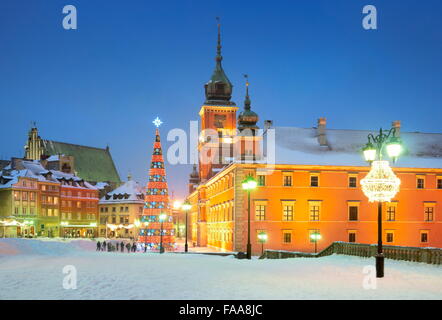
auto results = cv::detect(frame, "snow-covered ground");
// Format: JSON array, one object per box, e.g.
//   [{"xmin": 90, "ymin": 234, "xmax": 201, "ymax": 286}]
[{"xmin": 0, "ymin": 238, "xmax": 441, "ymax": 300}]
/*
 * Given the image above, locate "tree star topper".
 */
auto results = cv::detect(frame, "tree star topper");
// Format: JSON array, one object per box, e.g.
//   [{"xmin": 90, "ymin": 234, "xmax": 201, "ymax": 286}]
[{"xmin": 152, "ymin": 117, "xmax": 163, "ymax": 127}]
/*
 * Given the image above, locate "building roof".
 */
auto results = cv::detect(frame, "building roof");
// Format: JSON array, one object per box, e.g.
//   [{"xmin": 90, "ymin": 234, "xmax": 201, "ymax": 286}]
[
  {"xmin": 265, "ymin": 127, "xmax": 442, "ymax": 169},
  {"xmin": 0, "ymin": 160, "xmax": 98, "ymax": 190},
  {"xmin": 41, "ymin": 140, "xmax": 121, "ymax": 183},
  {"xmin": 99, "ymin": 179, "xmax": 144, "ymax": 204}
]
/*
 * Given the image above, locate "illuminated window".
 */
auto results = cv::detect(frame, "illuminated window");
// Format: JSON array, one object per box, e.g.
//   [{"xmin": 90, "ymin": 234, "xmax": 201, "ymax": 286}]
[
  {"xmin": 309, "ymin": 201, "xmax": 321, "ymax": 221},
  {"xmin": 386, "ymin": 205, "xmax": 396, "ymax": 221},
  {"xmin": 282, "ymin": 205, "xmax": 294, "ymax": 221},
  {"xmin": 424, "ymin": 205, "xmax": 435, "ymax": 222},
  {"xmin": 13, "ymin": 191, "xmax": 20, "ymax": 201},
  {"xmin": 438, "ymin": 178, "xmax": 442, "ymax": 189},
  {"xmin": 255, "ymin": 205, "xmax": 266, "ymax": 221}
]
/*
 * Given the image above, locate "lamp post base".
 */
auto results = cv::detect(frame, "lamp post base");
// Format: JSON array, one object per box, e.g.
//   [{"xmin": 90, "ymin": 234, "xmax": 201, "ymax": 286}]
[
  {"xmin": 184, "ymin": 243, "xmax": 188, "ymax": 253},
  {"xmin": 160, "ymin": 247, "xmax": 165, "ymax": 254},
  {"xmin": 246, "ymin": 243, "xmax": 252, "ymax": 260},
  {"xmin": 375, "ymin": 254, "xmax": 384, "ymax": 278}
]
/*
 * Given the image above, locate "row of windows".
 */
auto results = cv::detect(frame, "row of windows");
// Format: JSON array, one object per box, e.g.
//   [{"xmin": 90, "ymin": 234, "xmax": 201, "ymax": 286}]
[
  {"xmin": 41, "ymin": 195, "xmax": 59, "ymax": 205},
  {"xmin": 257, "ymin": 173, "xmax": 442, "ymax": 189},
  {"xmin": 256, "ymin": 229, "xmax": 431, "ymax": 244},
  {"xmin": 14, "ymin": 206, "xmax": 36, "ymax": 215},
  {"xmin": 61, "ymin": 200, "xmax": 97, "ymax": 208},
  {"xmin": 254, "ymin": 202, "xmax": 436, "ymax": 222},
  {"xmin": 100, "ymin": 206, "xmax": 138, "ymax": 213},
  {"xmin": 13, "ymin": 191, "xmax": 37, "ymax": 201},
  {"xmin": 41, "ymin": 185, "xmax": 59, "ymax": 192},
  {"xmin": 61, "ymin": 212, "xmax": 96, "ymax": 220},
  {"xmin": 61, "ymin": 190, "xmax": 96, "ymax": 198},
  {"xmin": 100, "ymin": 215, "xmax": 130, "ymax": 224}
]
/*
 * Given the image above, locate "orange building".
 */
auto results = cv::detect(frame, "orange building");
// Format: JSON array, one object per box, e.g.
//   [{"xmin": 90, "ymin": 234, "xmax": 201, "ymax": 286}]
[{"xmin": 185, "ymin": 24, "xmax": 442, "ymax": 254}]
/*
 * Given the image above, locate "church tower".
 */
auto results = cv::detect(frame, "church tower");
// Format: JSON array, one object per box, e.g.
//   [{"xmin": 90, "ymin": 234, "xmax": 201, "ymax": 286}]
[
  {"xmin": 236, "ymin": 75, "xmax": 261, "ymax": 161},
  {"xmin": 24, "ymin": 123, "xmax": 44, "ymax": 160},
  {"xmin": 198, "ymin": 19, "xmax": 238, "ymax": 182}
]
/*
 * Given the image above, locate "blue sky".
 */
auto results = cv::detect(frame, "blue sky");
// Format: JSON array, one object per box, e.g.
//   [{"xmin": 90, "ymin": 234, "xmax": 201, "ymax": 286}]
[{"xmin": 0, "ymin": 0, "xmax": 441, "ymax": 198}]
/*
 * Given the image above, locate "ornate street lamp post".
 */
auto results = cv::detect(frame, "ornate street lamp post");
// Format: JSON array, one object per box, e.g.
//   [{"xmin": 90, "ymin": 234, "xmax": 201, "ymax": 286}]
[
  {"xmin": 310, "ymin": 231, "xmax": 322, "ymax": 254},
  {"xmin": 257, "ymin": 231, "xmax": 268, "ymax": 255},
  {"xmin": 242, "ymin": 175, "xmax": 257, "ymax": 259},
  {"xmin": 361, "ymin": 128, "xmax": 402, "ymax": 278},
  {"xmin": 159, "ymin": 213, "xmax": 167, "ymax": 254},
  {"xmin": 181, "ymin": 200, "xmax": 192, "ymax": 253}
]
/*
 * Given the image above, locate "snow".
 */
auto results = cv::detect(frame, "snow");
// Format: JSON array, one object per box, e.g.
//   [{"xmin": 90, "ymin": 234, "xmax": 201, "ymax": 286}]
[
  {"xmin": 99, "ymin": 180, "xmax": 144, "ymax": 204},
  {"xmin": 260, "ymin": 127, "xmax": 442, "ymax": 169},
  {"xmin": 0, "ymin": 239, "xmax": 441, "ymax": 300}
]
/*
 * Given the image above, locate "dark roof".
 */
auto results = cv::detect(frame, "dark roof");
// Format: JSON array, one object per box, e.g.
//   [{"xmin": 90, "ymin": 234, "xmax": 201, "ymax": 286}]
[
  {"xmin": 0, "ymin": 160, "xmax": 10, "ymax": 171},
  {"xmin": 41, "ymin": 140, "xmax": 121, "ymax": 183}
]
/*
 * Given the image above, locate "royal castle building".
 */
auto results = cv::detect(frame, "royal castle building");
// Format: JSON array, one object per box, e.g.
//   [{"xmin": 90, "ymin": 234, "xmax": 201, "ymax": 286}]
[{"xmin": 185, "ymin": 24, "xmax": 442, "ymax": 254}]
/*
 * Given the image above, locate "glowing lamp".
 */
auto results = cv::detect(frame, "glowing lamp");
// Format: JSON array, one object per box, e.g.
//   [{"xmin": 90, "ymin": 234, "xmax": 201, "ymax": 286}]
[
  {"xmin": 363, "ymin": 142, "xmax": 377, "ymax": 162},
  {"xmin": 386, "ymin": 138, "xmax": 402, "ymax": 158},
  {"xmin": 310, "ymin": 233, "xmax": 321, "ymax": 241},
  {"xmin": 242, "ymin": 176, "xmax": 257, "ymax": 190},
  {"xmin": 60, "ymin": 221, "xmax": 68, "ymax": 226},
  {"xmin": 173, "ymin": 200, "xmax": 182, "ymax": 210},
  {"xmin": 257, "ymin": 232, "xmax": 268, "ymax": 243},
  {"xmin": 159, "ymin": 214, "xmax": 167, "ymax": 222},
  {"xmin": 181, "ymin": 201, "xmax": 192, "ymax": 211},
  {"xmin": 361, "ymin": 160, "xmax": 401, "ymax": 203},
  {"xmin": 90, "ymin": 222, "xmax": 97, "ymax": 227},
  {"xmin": 134, "ymin": 220, "xmax": 141, "ymax": 227}
]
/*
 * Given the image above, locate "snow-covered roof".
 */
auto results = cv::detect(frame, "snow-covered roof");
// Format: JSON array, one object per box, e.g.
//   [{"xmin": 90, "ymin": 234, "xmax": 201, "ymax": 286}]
[
  {"xmin": 99, "ymin": 180, "xmax": 144, "ymax": 204},
  {"xmin": 0, "ymin": 160, "xmax": 98, "ymax": 190},
  {"xmin": 261, "ymin": 127, "xmax": 442, "ymax": 169}
]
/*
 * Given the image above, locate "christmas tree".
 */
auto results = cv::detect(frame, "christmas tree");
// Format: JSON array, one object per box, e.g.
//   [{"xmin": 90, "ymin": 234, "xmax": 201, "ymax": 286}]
[{"xmin": 139, "ymin": 117, "xmax": 175, "ymax": 251}]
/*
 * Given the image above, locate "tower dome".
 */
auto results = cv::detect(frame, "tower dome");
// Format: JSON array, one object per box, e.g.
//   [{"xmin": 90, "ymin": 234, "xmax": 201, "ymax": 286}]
[{"xmin": 238, "ymin": 76, "xmax": 259, "ymax": 131}]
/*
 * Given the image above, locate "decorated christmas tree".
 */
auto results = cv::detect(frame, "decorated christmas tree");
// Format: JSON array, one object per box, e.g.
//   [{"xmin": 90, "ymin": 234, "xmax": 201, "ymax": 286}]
[{"xmin": 139, "ymin": 117, "xmax": 175, "ymax": 251}]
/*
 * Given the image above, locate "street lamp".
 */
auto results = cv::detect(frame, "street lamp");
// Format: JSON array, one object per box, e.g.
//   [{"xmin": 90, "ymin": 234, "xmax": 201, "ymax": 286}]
[
  {"xmin": 257, "ymin": 231, "xmax": 268, "ymax": 255},
  {"xmin": 159, "ymin": 213, "xmax": 167, "ymax": 254},
  {"xmin": 361, "ymin": 127, "xmax": 402, "ymax": 278},
  {"xmin": 181, "ymin": 200, "xmax": 192, "ymax": 253},
  {"xmin": 310, "ymin": 231, "xmax": 321, "ymax": 254},
  {"xmin": 242, "ymin": 175, "xmax": 257, "ymax": 259}
]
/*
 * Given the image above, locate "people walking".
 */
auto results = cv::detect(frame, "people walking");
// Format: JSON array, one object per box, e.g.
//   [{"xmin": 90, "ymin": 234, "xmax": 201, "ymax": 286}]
[
  {"xmin": 116, "ymin": 242, "xmax": 119, "ymax": 251},
  {"xmin": 103, "ymin": 241, "xmax": 107, "ymax": 251},
  {"xmin": 126, "ymin": 243, "xmax": 131, "ymax": 253},
  {"xmin": 120, "ymin": 242, "xmax": 124, "ymax": 252},
  {"xmin": 96, "ymin": 241, "xmax": 101, "ymax": 251},
  {"xmin": 131, "ymin": 243, "xmax": 136, "ymax": 252}
]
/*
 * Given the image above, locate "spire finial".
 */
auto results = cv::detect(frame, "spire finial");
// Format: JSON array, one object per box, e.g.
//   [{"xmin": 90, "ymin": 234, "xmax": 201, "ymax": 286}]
[
  {"xmin": 216, "ymin": 17, "xmax": 222, "ymax": 64},
  {"xmin": 127, "ymin": 171, "xmax": 132, "ymax": 181},
  {"xmin": 243, "ymin": 74, "xmax": 251, "ymax": 110}
]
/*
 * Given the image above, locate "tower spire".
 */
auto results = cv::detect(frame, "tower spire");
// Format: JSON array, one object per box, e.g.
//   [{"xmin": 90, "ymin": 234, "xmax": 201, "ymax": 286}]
[
  {"xmin": 244, "ymin": 74, "xmax": 251, "ymax": 110},
  {"xmin": 216, "ymin": 17, "xmax": 222, "ymax": 64}
]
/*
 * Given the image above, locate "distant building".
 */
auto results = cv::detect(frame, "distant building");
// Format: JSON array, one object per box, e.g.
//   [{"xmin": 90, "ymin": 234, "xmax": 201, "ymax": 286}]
[
  {"xmin": 24, "ymin": 125, "xmax": 121, "ymax": 185},
  {"xmin": 98, "ymin": 174, "xmax": 144, "ymax": 239},
  {"xmin": 0, "ymin": 159, "xmax": 99, "ymax": 238}
]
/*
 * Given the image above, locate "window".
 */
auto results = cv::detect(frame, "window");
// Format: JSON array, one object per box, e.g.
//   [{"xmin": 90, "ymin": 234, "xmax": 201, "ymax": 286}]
[
  {"xmin": 22, "ymin": 192, "xmax": 28, "ymax": 201},
  {"xmin": 349, "ymin": 176, "xmax": 357, "ymax": 188},
  {"xmin": 14, "ymin": 207, "xmax": 19, "ymax": 214},
  {"xmin": 424, "ymin": 206, "xmax": 434, "ymax": 222},
  {"xmin": 112, "ymin": 216, "xmax": 116, "ymax": 223},
  {"xmin": 30, "ymin": 206, "xmax": 34, "ymax": 215},
  {"xmin": 386, "ymin": 231, "xmax": 394, "ymax": 243},
  {"xmin": 257, "ymin": 175, "xmax": 266, "ymax": 187},
  {"xmin": 13, "ymin": 191, "xmax": 20, "ymax": 201},
  {"xmin": 417, "ymin": 177, "xmax": 425, "ymax": 189},
  {"xmin": 420, "ymin": 231, "xmax": 429, "ymax": 243},
  {"xmin": 77, "ymin": 201, "xmax": 81, "ymax": 208},
  {"xmin": 125, "ymin": 207, "xmax": 129, "ymax": 212},
  {"xmin": 255, "ymin": 205, "xmax": 266, "ymax": 221},
  {"xmin": 349, "ymin": 206, "xmax": 358, "ymax": 221},
  {"xmin": 438, "ymin": 179, "xmax": 442, "ymax": 189},
  {"xmin": 386, "ymin": 205, "xmax": 396, "ymax": 221},
  {"xmin": 22, "ymin": 207, "xmax": 27, "ymax": 215},
  {"xmin": 310, "ymin": 175, "xmax": 319, "ymax": 187},
  {"xmin": 283, "ymin": 173, "xmax": 292, "ymax": 187},
  {"xmin": 348, "ymin": 231, "xmax": 356, "ymax": 243},
  {"xmin": 309, "ymin": 201, "xmax": 321, "ymax": 221},
  {"xmin": 282, "ymin": 230, "xmax": 292, "ymax": 244},
  {"xmin": 30, "ymin": 192, "xmax": 35, "ymax": 201},
  {"xmin": 282, "ymin": 205, "xmax": 294, "ymax": 221},
  {"xmin": 112, "ymin": 207, "xmax": 116, "ymax": 213},
  {"xmin": 120, "ymin": 216, "xmax": 124, "ymax": 224}
]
